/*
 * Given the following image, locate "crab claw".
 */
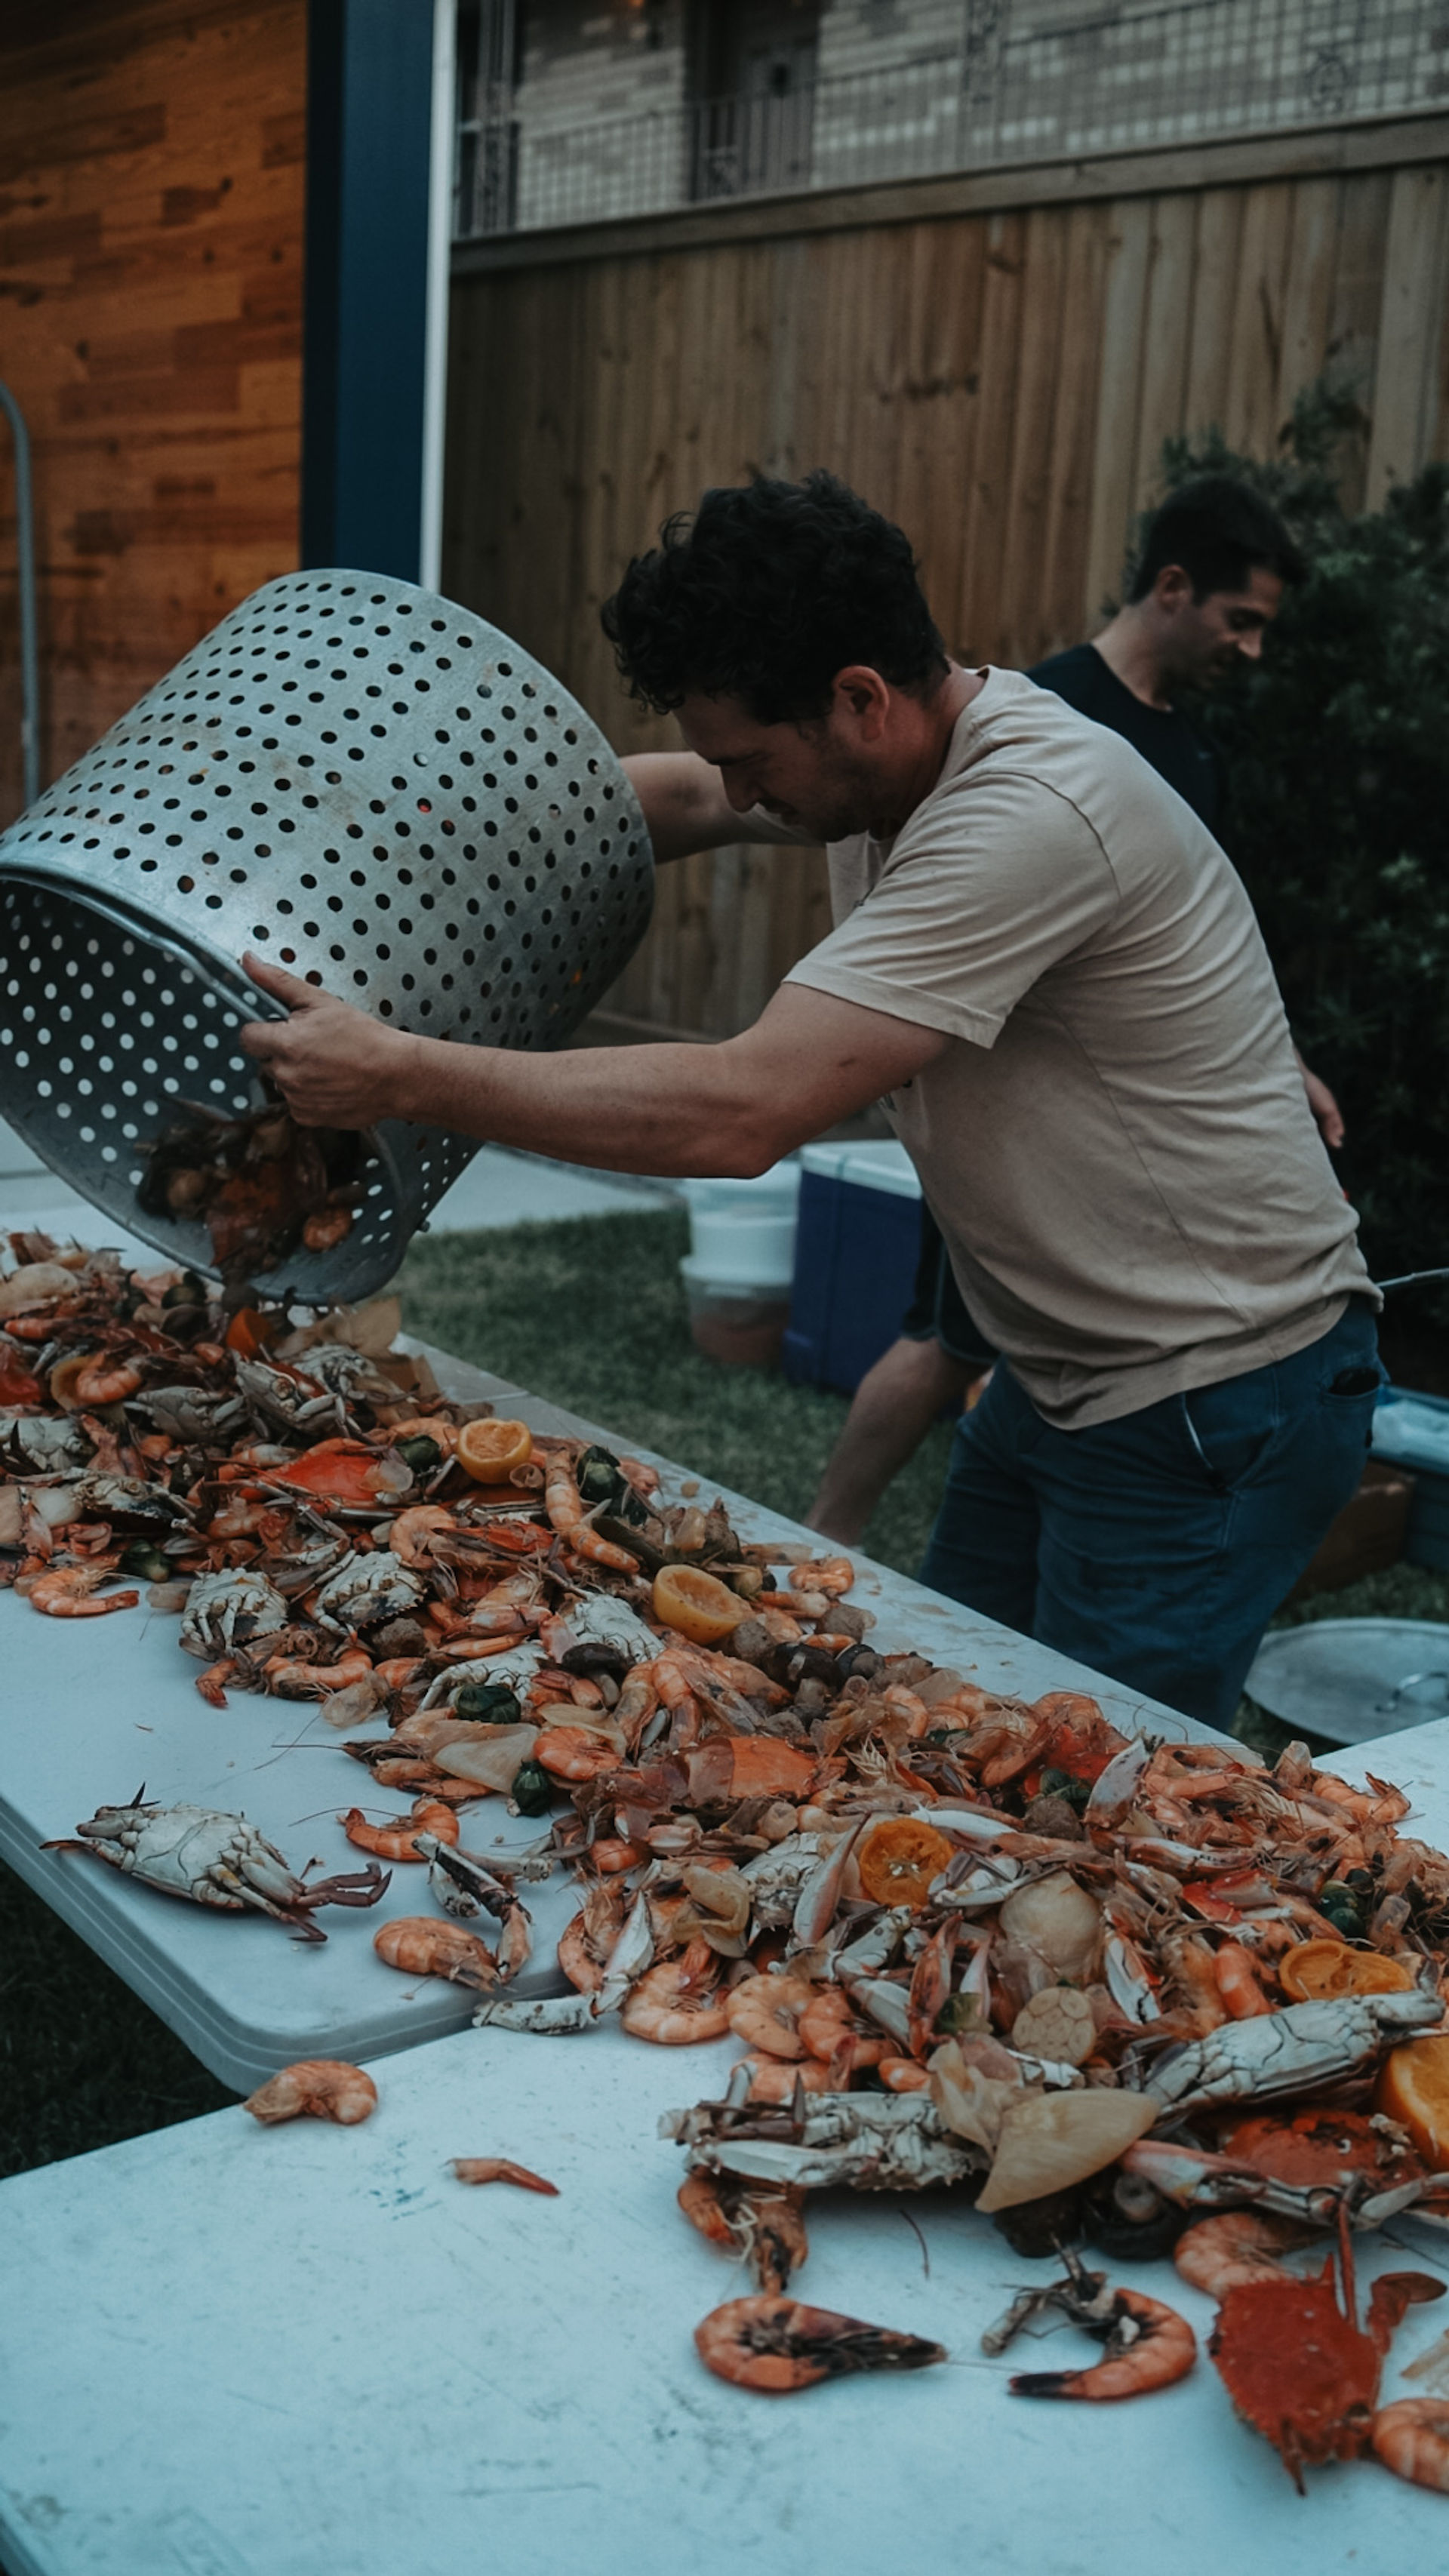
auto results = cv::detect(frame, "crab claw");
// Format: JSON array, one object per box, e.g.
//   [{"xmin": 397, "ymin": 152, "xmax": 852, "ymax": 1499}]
[{"xmin": 297, "ymin": 1860, "xmax": 392, "ymax": 1911}]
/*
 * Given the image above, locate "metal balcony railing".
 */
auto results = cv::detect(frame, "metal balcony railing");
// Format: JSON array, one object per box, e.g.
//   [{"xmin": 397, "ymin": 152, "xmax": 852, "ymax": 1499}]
[{"xmin": 454, "ymin": 0, "xmax": 1444, "ymax": 239}]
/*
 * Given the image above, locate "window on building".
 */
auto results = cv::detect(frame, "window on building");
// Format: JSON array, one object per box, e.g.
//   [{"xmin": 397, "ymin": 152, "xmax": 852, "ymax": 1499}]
[{"xmin": 688, "ymin": 0, "xmax": 821, "ymax": 200}]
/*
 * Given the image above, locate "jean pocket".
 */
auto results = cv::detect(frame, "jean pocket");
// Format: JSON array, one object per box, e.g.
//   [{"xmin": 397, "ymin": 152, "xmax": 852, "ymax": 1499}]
[
  {"xmin": 1180, "ymin": 1374, "xmax": 1281, "ymax": 1493},
  {"xmin": 1321, "ymin": 1362, "xmax": 1386, "ymax": 1403}
]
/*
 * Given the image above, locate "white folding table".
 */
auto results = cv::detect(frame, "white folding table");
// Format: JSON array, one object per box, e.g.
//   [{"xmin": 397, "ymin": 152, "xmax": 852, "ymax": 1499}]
[
  {"xmin": 2, "ymin": 2006, "xmax": 1447, "ymax": 2576},
  {"xmin": 0, "ymin": 1344, "xmax": 1220, "ymax": 2093},
  {"xmin": 5, "ymin": 1347, "xmax": 1449, "ymax": 2574}
]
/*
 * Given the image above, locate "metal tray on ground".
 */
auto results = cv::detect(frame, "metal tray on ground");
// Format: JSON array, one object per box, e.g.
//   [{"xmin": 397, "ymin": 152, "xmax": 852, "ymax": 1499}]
[
  {"xmin": 0, "ymin": 1340, "xmax": 1232, "ymax": 2094},
  {"xmin": 1244, "ymin": 1618, "xmax": 1449, "ymax": 1746}
]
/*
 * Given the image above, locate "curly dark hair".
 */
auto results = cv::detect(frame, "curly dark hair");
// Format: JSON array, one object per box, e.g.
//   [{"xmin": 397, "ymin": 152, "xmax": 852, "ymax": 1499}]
[
  {"xmin": 1128, "ymin": 475, "xmax": 1306, "ymax": 602},
  {"xmin": 601, "ymin": 471, "xmax": 949, "ymax": 724}
]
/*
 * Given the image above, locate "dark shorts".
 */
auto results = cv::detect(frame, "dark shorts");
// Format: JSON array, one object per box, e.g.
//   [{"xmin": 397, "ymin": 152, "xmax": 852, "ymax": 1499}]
[{"xmin": 901, "ymin": 1203, "xmax": 998, "ymax": 1372}]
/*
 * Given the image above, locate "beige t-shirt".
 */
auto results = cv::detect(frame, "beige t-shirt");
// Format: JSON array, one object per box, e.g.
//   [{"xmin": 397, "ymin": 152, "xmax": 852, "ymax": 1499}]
[{"xmin": 776, "ymin": 666, "xmax": 1374, "ymax": 1431}]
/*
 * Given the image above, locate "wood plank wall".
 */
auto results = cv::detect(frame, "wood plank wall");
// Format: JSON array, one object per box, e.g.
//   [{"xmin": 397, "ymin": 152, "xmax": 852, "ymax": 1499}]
[
  {"xmin": 445, "ymin": 128, "xmax": 1449, "ymax": 1042},
  {"xmin": 0, "ymin": 0, "xmax": 306, "ymax": 826}
]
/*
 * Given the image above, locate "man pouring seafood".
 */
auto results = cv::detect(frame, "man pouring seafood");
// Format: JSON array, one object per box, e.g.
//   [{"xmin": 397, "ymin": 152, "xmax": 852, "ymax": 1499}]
[{"xmin": 241, "ymin": 469, "xmax": 1383, "ymax": 1733}]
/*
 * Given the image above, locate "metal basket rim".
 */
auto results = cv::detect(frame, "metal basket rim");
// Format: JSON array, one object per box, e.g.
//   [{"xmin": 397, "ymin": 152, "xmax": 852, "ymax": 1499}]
[{"xmin": 0, "ymin": 862, "xmax": 418, "ymax": 1285}]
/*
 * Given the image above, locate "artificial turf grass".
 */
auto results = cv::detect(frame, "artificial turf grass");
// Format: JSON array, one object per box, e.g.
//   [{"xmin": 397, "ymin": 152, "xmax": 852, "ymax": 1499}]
[{"xmin": 395, "ymin": 1207, "xmax": 960, "ymax": 1580}]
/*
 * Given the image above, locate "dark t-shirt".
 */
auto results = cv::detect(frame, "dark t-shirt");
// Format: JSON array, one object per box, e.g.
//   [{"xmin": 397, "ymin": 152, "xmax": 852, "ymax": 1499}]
[{"xmin": 1026, "ymin": 642, "xmax": 1221, "ymax": 833}]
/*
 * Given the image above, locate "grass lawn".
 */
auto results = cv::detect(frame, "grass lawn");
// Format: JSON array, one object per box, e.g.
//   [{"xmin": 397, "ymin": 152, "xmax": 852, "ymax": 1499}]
[
  {"xmin": 397, "ymin": 1208, "xmax": 957, "ymax": 1577},
  {"xmin": 6, "ymin": 1203, "xmax": 1447, "ymax": 2175}
]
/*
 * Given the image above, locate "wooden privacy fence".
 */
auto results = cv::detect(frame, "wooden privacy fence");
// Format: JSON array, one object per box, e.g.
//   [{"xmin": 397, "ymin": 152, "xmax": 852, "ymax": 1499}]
[{"xmin": 445, "ymin": 110, "xmax": 1449, "ymax": 1044}]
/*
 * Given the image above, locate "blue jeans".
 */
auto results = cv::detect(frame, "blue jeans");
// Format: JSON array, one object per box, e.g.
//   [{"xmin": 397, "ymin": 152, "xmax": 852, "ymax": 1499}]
[{"xmin": 918, "ymin": 1300, "xmax": 1384, "ymax": 1730}]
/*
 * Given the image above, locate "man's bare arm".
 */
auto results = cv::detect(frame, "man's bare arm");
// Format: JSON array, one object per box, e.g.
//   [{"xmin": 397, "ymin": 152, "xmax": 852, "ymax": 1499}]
[
  {"xmin": 623, "ymin": 751, "xmax": 782, "ymax": 862},
  {"xmin": 239, "ymin": 959, "xmax": 946, "ymax": 1177}
]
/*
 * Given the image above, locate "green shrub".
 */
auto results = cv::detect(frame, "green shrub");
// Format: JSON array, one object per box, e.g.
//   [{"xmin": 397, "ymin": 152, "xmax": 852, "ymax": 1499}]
[{"xmin": 1152, "ymin": 393, "xmax": 1449, "ymax": 1302}]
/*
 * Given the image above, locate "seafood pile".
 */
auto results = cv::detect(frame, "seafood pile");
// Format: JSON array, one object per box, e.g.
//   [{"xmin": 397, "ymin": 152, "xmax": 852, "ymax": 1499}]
[
  {"xmin": 7, "ymin": 1234, "xmax": 1449, "ymax": 2492},
  {"xmin": 138, "ymin": 1098, "xmax": 362, "ymax": 1281}
]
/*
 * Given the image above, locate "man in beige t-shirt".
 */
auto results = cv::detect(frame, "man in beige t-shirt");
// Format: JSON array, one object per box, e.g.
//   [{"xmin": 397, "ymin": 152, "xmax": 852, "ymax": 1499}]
[{"xmin": 242, "ymin": 471, "xmax": 1383, "ymax": 1728}]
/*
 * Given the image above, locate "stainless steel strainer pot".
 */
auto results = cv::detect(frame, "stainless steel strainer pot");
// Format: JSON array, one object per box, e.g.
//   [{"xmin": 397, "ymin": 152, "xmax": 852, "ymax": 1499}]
[{"xmin": 0, "ymin": 571, "xmax": 653, "ymax": 1300}]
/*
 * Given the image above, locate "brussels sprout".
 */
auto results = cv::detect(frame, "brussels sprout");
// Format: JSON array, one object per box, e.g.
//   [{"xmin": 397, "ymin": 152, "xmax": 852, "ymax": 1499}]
[
  {"xmin": 509, "ymin": 1759, "xmax": 555, "ymax": 1817},
  {"xmin": 453, "ymin": 1682, "xmax": 523, "ymax": 1726},
  {"xmin": 162, "ymin": 1270, "xmax": 208, "ymax": 1310},
  {"xmin": 397, "ymin": 1436, "xmax": 442, "ymax": 1475},
  {"xmin": 119, "ymin": 1540, "xmax": 172, "ymax": 1582}
]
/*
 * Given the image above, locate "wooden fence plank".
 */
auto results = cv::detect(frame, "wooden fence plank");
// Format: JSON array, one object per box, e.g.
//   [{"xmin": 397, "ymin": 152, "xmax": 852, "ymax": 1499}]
[
  {"xmin": 1223, "ymin": 181, "xmax": 1297, "ymax": 454},
  {"xmin": 1366, "ymin": 165, "xmax": 1449, "ymax": 502},
  {"xmin": 1182, "ymin": 186, "xmax": 1247, "ymax": 434},
  {"xmin": 442, "ymin": 135, "xmax": 1449, "ymax": 1045},
  {"xmin": 1082, "ymin": 196, "xmax": 1153, "ymax": 623},
  {"xmin": 1134, "ymin": 192, "xmax": 1198, "ymax": 506}
]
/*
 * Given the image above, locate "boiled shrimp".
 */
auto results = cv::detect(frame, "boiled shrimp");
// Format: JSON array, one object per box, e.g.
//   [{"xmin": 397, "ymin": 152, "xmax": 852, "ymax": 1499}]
[
  {"xmin": 620, "ymin": 1937, "xmax": 731, "ymax": 2044},
  {"xmin": 791, "ymin": 1556, "xmax": 856, "ymax": 1597},
  {"xmin": 726, "ymin": 1972, "xmax": 814, "ymax": 2060},
  {"xmin": 678, "ymin": 2173, "xmax": 808, "ymax": 2292},
  {"xmin": 543, "ymin": 1457, "xmax": 637, "ymax": 1571},
  {"xmin": 878, "ymin": 2055, "xmax": 932, "ymax": 2092},
  {"xmin": 341, "ymin": 1799, "xmax": 460, "ymax": 1862},
  {"xmin": 591, "ymin": 1836, "xmax": 646, "ymax": 1875},
  {"xmin": 678, "ymin": 2169, "xmax": 742, "ymax": 2250},
  {"xmin": 195, "ymin": 1657, "xmax": 236, "ymax": 1708},
  {"xmin": 1213, "ymin": 1940, "xmax": 1274, "ymax": 2019},
  {"xmin": 1174, "ymin": 2210, "xmax": 1318, "ymax": 2300},
  {"xmin": 739, "ymin": 2054, "xmax": 839, "ymax": 2103},
  {"xmin": 374, "ymin": 1916, "xmax": 497, "ymax": 1988},
  {"xmin": 1314, "ymin": 1771, "xmax": 1412, "ymax": 1829},
  {"xmin": 242, "ymin": 2059, "xmax": 377, "ymax": 2125},
  {"xmin": 266, "ymin": 1648, "xmax": 373, "ymax": 1699},
  {"xmin": 796, "ymin": 1984, "xmax": 887, "ymax": 2074},
  {"xmin": 72, "ymin": 1356, "xmax": 143, "ymax": 1406},
  {"xmin": 29, "ymin": 1565, "xmax": 139, "ymax": 1618},
  {"xmin": 1371, "ymin": 2399, "xmax": 1449, "ymax": 2494},
  {"xmin": 534, "ymin": 1725, "xmax": 619, "ymax": 1784},
  {"xmin": 389, "ymin": 1506, "xmax": 457, "ymax": 1566},
  {"xmin": 451, "ymin": 2157, "xmax": 558, "ymax": 2194},
  {"xmin": 1008, "ymin": 2289, "xmax": 1196, "ymax": 2400},
  {"xmin": 694, "ymin": 2295, "xmax": 946, "ymax": 2394}
]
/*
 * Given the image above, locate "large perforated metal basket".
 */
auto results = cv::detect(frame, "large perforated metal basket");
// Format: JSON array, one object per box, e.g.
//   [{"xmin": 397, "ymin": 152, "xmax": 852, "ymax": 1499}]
[{"xmin": 0, "ymin": 571, "xmax": 652, "ymax": 1300}]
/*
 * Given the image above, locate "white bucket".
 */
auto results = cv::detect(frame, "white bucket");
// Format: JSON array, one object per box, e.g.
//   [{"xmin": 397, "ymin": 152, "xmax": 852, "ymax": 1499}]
[
  {"xmin": 688, "ymin": 1207, "xmax": 797, "ymax": 1287},
  {"xmin": 681, "ymin": 1157, "xmax": 800, "ymax": 1291},
  {"xmin": 681, "ymin": 1159, "xmax": 801, "ymax": 1223}
]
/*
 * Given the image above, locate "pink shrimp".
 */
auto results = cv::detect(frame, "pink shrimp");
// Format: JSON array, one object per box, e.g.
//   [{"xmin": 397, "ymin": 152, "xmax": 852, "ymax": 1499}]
[
  {"xmin": 266, "ymin": 1648, "xmax": 373, "ymax": 1699},
  {"xmin": 620, "ymin": 1937, "xmax": 731, "ymax": 2044},
  {"xmin": 543, "ymin": 1457, "xmax": 638, "ymax": 1571},
  {"xmin": 29, "ymin": 1565, "xmax": 140, "ymax": 1618},
  {"xmin": 340, "ymin": 1799, "xmax": 460, "ymax": 1862},
  {"xmin": 1213, "ymin": 1940, "xmax": 1273, "ymax": 2019},
  {"xmin": 71, "ymin": 1356, "xmax": 143, "ymax": 1406}
]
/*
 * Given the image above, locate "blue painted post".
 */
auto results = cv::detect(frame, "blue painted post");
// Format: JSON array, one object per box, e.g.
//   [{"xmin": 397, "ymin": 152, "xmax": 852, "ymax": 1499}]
[{"xmin": 303, "ymin": 0, "xmax": 440, "ymax": 579}]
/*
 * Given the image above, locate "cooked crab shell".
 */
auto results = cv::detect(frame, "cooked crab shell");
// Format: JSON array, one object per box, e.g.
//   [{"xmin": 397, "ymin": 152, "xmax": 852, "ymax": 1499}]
[
  {"xmin": 233, "ymin": 1355, "xmax": 343, "ymax": 1436},
  {"xmin": 72, "ymin": 1472, "xmax": 189, "ymax": 1531},
  {"xmin": 132, "ymin": 1384, "xmax": 249, "ymax": 1446},
  {"xmin": 55, "ymin": 1799, "xmax": 386, "ymax": 1941},
  {"xmin": 312, "ymin": 1547, "xmax": 426, "ymax": 1634},
  {"xmin": 0, "ymin": 1413, "xmax": 93, "ymax": 1473},
  {"xmin": 665, "ymin": 2092, "xmax": 983, "ymax": 2193},
  {"xmin": 1144, "ymin": 1991, "xmax": 1444, "ymax": 2115},
  {"xmin": 180, "ymin": 1564, "xmax": 291, "ymax": 1657},
  {"xmin": 288, "ymin": 1342, "xmax": 401, "ymax": 1407}
]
